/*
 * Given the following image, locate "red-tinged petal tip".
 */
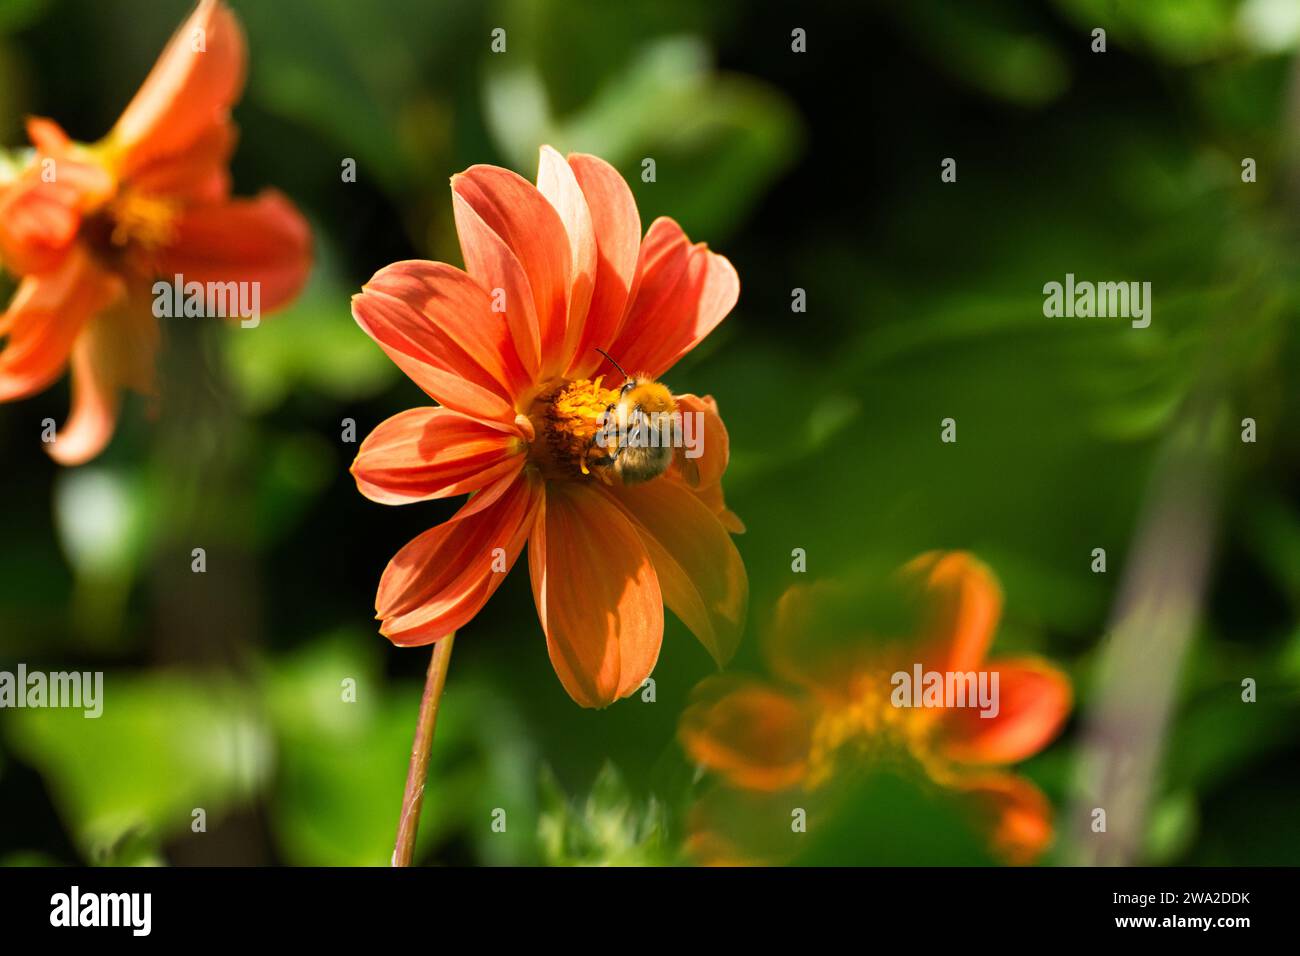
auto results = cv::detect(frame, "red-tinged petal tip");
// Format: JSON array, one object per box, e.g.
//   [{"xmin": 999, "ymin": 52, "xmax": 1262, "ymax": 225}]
[{"xmin": 941, "ymin": 657, "xmax": 1073, "ymax": 766}]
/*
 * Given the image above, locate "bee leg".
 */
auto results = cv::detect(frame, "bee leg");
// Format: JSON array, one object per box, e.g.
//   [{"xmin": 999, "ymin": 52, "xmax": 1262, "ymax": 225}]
[
  {"xmin": 583, "ymin": 434, "xmax": 619, "ymax": 480},
  {"xmin": 582, "ymin": 446, "xmax": 616, "ymax": 484},
  {"xmin": 595, "ymin": 403, "xmax": 622, "ymax": 462}
]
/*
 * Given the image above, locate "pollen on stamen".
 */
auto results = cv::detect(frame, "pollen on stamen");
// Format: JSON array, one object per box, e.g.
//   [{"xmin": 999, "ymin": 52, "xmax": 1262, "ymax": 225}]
[
  {"xmin": 804, "ymin": 672, "xmax": 939, "ymax": 789},
  {"xmin": 528, "ymin": 376, "xmax": 619, "ymax": 481},
  {"xmin": 107, "ymin": 192, "xmax": 179, "ymax": 252}
]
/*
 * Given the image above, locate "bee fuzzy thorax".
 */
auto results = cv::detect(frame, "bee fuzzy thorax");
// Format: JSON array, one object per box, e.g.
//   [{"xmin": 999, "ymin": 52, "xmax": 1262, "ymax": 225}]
[
  {"xmin": 599, "ymin": 375, "xmax": 679, "ymax": 484},
  {"xmin": 526, "ymin": 373, "xmax": 684, "ymax": 485},
  {"xmin": 621, "ymin": 378, "xmax": 675, "ymax": 415}
]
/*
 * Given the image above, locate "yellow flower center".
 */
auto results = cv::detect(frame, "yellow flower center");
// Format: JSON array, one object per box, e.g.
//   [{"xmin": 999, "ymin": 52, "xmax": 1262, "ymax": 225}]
[
  {"xmin": 107, "ymin": 192, "xmax": 178, "ymax": 251},
  {"xmin": 804, "ymin": 671, "xmax": 940, "ymax": 789},
  {"xmin": 83, "ymin": 190, "xmax": 179, "ymax": 274},
  {"xmin": 527, "ymin": 377, "xmax": 620, "ymax": 481}
]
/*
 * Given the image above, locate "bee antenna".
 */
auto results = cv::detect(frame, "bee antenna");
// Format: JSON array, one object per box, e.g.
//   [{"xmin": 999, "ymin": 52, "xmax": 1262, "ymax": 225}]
[{"xmin": 594, "ymin": 347, "xmax": 629, "ymax": 380}]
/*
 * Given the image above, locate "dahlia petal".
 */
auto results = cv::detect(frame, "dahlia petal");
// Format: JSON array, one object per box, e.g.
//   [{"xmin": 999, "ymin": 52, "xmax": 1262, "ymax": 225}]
[
  {"xmin": 632, "ymin": 216, "xmax": 691, "ymax": 286},
  {"xmin": 528, "ymin": 484, "xmax": 662, "ymax": 708},
  {"xmin": 687, "ymin": 479, "xmax": 746, "ymax": 534},
  {"xmin": 126, "ymin": 120, "xmax": 236, "ymax": 204},
  {"xmin": 25, "ymin": 118, "xmax": 118, "ymax": 208},
  {"xmin": 108, "ymin": 0, "xmax": 246, "ymax": 178},
  {"xmin": 902, "ymin": 551, "xmax": 1003, "ymax": 675},
  {"xmin": 564, "ymin": 152, "xmax": 642, "ymax": 379},
  {"xmin": 25, "ymin": 116, "xmax": 72, "ymax": 155},
  {"xmin": 603, "ymin": 478, "xmax": 747, "ymax": 667},
  {"xmin": 952, "ymin": 772, "xmax": 1055, "ymax": 865},
  {"xmin": 535, "ymin": 146, "xmax": 596, "ymax": 369},
  {"xmin": 0, "ymin": 246, "xmax": 123, "ymax": 403},
  {"xmin": 451, "ymin": 192, "xmax": 541, "ymax": 380},
  {"xmin": 607, "ymin": 218, "xmax": 739, "ymax": 379},
  {"xmin": 376, "ymin": 473, "xmax": 540, "ymax": 646},
  {"xmin": 46, "ymin": 339, "xmax": 118, "ymax": 466},
  {"xmin": 941, "ymin": 657, "xmax": 1072, "ymax": 765},
  {"xmin": 671, "ymin": 392, "xmax": 731, "ymax": 489},
  {"xmin": 56, "ymin": 298, "xmax": 158, "ymax": 466},
  {"xmin": 352, "ymin": 261, "xmax": 526, "ymax": 426},
  {"xmin": 158, "ymin": 190, "xmax": 311, "ymax": 313},
  {"xmin": 451, "ymin": 165, "xmax": 572, "ymax": 377},
  {"xmin": 351, "ymin": 406, "xmax": 525, "ymax": 505},
  {"xmin": 764, "ymin": 581, "xmax": 880, "ymax": 699},
  {"xmin": 455, "ymin": 465, "xmax": 532, "ymax": 520},
  {"xmin": 679, "ymin": 675, "xmax": 813, "ymax": 792},
  {"xmin": 0, "ymin": 171, "xmax": 82, "ymax": 275},
  {"xmin": 616, "ymin": 216, "xmax": 689, "ymax": 345}
]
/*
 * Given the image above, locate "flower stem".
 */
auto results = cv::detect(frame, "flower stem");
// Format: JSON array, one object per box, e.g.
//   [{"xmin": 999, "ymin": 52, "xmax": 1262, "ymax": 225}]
[{"xmin": 391, "ymin": 632, "xmax": 456, "ymax": 867}]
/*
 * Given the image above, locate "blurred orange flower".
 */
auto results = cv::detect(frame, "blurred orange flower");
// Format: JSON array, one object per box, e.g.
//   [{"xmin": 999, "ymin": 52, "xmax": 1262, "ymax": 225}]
[
  {"xmin": 679, "ymin": 552, "xmax": 1072, "ymax": 864},
  {"xmin": 0, "ymin": 0, "xmax": 311, "ymax": 464},
  {"xmin": 351, "ymin": 146, "xmax": 746, "ymax": 708}
]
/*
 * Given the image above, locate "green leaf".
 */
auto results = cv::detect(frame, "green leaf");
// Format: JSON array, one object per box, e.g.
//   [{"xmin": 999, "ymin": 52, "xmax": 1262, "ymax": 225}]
[{"xmin": 5, "ymin": 674, "xmax": 271, "ymax": 864}]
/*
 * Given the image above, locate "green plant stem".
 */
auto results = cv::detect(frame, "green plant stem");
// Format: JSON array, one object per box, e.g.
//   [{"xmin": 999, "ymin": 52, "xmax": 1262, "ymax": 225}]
[{"xmin": 391, "ymin": 633, "xmax": 456, "ymax": 867}]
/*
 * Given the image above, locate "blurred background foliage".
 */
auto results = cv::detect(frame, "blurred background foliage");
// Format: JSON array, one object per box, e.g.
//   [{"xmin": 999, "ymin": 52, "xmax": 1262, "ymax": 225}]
[{"xmin": 2, "ymin": 0, "xmax": 1299, "ymax": 866}]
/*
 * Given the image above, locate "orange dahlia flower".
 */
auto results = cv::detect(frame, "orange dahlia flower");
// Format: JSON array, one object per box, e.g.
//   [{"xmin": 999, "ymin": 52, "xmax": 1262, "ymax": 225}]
[
  {"xmin": 351, "ymin": 146, "xmax": 746, "ymax": 708},
  {"xmin": 679, "ymin": 552, "xmax": 1072, "ymax": 864},
  {"xmin": 0, "ymin": 0, "xmax": 311, "ymax": 464}
]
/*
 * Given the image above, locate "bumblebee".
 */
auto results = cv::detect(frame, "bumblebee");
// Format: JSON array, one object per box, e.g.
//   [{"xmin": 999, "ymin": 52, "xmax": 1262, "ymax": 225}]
[{"xmin": 589, "ymin": 348, "xmax": 679, "ymax": 484}]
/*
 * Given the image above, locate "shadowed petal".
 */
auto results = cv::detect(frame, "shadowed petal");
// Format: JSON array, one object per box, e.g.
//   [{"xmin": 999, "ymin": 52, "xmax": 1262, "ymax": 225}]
[
  {"xmin": 351, "ymin": 406, "xmax": 525, "ymax": 505},
  {"xmin": 158, "ymin": 190, "xmax": 311, "ymax": 313},
  {"xmin": 528, "ymin": 484, "xmax": 662, "ymax": 708},
  {"xmin": 603, "ymin": 478, "xmax": 747, "ymax": 667},
  {"xmin": 952, "ymin": 772, "xmax": 1055, "ymax": 865},
  {"xmin": 563, "ymin": 152, "xmax": 641, "ymax": 379},
  {"xmin": 48, "ymin": 298, "xmax": 158, "ymax": 466},
  {"xmin": 763, "ymin": 581, "xmax": 890, "ymax": 702},
  {"xmin": 107, "ymin": 0, "xmax": 246, "ymax": 179},
  {"xmin": 376, "ymin": 473, "xmax": 541, "ymax": 646},
  {"xmin": 127, "ymin": 121, "xmax": 236, "ymax": 204},
  {"xmin": 687, "ymin": 480, "xmax": 745, "ymax": 534},
  {"xmin": 941, "ymin": 657, "xmax": 1072, "ymax": 765},
  {"xmin": 669, "ymin": 393, "xmax": 743, "ymax": 530},
  {"xmin": 671, "ymin": 393, "xmax": 729, "ymax": 489},
  {"xmin": 0, "ymin": 246, "xmax": 123, "ymax": 403},
  {"xmin": 679, "ymin": 675, "xmax": 813, "ymax": 791}
]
